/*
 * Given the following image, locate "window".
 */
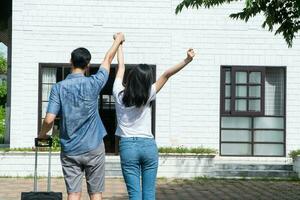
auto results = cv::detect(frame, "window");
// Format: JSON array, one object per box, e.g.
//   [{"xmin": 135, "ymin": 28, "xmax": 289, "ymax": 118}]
[
  {"xmin": 220, "ymin": 66, "xmax": 286, "ymax": 156},
  {"xmin": 221, "ymin": 67, "xmax": 265, "ymax": 115},
  {"xmin": 38, "ymin": 63, "xmax": 156, "ymax": 154},
  {"xmin": 39, "ymin": 65, "xmax": 67, "ymax": 138}
]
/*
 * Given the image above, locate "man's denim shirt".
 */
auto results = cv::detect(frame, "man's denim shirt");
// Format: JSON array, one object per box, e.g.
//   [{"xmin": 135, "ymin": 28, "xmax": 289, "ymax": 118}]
[{"xmin": 47, "ymin": 66, "xmax": 109, "ymax": 156}]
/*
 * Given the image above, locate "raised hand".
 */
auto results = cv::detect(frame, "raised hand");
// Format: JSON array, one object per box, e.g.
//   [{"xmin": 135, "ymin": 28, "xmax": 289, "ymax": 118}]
[
  {"xmin": 187, "ymin": 48, "xmax": 195, "ymax": 61},
  {"xmin": 102, "ymin": 32, "xmax": 125, "ymax": 71},
  {"xmin": 155, "ymin": 48, "xmax": 196, "ymax": 93},
  {"xmin": 113, "ymin": 32, "xmax": 125, "ymax": 44}
]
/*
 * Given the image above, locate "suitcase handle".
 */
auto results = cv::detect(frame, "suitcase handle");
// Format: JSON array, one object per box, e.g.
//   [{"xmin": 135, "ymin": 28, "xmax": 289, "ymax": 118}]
[
  {"xmin": 34, "ymin": 137, "xmax": 52, "ymax": 192},
  {"xmin": 35, "ymin": 137, "xmax": 53, "ymax": 147}
]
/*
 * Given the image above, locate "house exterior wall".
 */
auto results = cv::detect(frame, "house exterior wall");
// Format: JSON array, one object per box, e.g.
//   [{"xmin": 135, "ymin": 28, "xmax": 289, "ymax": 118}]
[{"xmin": 10, "ymin": 0, "xmax": 300, "ymax": 155}]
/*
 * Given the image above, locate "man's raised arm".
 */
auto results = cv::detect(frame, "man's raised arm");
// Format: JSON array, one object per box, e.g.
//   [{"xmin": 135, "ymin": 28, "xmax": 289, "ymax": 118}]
[{"xmin": 101, "ymin": 32, "xmax": 125, "ymax": 72}]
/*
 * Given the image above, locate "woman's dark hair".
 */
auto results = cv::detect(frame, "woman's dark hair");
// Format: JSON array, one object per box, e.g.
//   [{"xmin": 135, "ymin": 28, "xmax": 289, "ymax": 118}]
[
  {"xmin": 122, "ymin": 64, "xmax": 153, "ymax": 107},
  {"xmin": 71, "ymin": 47, "xmax": 91, "ymax": 69}
]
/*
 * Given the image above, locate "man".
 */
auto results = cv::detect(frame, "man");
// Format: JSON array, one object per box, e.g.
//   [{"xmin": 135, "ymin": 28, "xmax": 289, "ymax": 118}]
[{"xmin": 38, "ymin": 33, "xmax": 125, "ymax": 200}]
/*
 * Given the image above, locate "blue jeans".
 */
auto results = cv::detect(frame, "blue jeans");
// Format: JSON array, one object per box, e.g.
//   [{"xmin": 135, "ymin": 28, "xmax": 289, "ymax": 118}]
[{"xmin": 119, "ymin": 137, "xmax": 159, "ymax": 200}]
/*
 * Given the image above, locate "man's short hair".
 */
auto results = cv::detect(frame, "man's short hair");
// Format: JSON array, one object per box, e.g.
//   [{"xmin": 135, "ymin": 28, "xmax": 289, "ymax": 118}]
[{"xmin": 71, "ymin": 47, "xmax": 91, "ymax": 69}]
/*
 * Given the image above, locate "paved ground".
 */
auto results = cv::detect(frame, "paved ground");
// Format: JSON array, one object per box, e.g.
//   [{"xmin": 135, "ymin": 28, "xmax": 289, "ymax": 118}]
[{"xmin": 1, "ymin": 178, "xmax": 300, "ymax": 200}]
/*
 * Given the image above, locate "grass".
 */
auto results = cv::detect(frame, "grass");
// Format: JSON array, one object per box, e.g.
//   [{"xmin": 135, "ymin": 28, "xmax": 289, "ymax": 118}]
[
  {"xmin": 0, "ymin": 147, "xmax": 61, "ymax": 152},
  {"xmin": 0, "ymin": 145, "xmax": 217, "ymax": 155},
  {"xmin": 0, "ymin": 175, "xmax": 64, "ymax": 179},
  {"xmin": 158, "ymin": 146, "xmax": 217, "ymax": 154}
]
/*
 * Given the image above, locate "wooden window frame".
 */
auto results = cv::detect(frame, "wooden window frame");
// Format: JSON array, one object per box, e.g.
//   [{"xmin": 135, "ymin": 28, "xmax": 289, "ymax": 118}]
[
  {"xmin": 221, "ymin": 66, "xmax": 265, "ymax": 116},
  {"xmin": 219, "ymin": 66, "xmax": 286, "ymax": 157}
]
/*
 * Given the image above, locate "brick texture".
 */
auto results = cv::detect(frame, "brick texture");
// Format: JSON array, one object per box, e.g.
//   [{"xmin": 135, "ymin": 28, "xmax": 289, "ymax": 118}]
[{"xmin": 10, "ymin": 0, "xmax": 300, "ymax": 156}]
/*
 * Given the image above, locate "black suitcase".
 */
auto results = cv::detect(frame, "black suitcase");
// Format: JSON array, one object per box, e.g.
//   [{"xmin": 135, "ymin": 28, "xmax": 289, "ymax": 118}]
[{"xmin": 21, "ymin": 138, "xmax": 62, "ymax": 200}]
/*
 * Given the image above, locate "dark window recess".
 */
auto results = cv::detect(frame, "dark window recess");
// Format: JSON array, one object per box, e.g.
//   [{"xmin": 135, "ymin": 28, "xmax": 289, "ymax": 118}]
[
  {"xmin": 220, "ymin": 66, "xmax": 286, "ymax": 157},
  {"xmin": 38, "ymin": 64, "xmax": 156, "ymax": 154}
]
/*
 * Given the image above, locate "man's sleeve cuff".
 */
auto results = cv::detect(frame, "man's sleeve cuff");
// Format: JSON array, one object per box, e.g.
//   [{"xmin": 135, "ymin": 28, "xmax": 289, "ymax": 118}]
[{"xmin": 47, "ymin": 107, "xmax": 59, "ymax": 116}]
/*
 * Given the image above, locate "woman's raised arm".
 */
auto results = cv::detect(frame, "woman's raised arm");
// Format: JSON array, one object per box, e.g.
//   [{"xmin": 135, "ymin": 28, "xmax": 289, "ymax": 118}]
[
  {"xmin": 155, "ymin": 48, "xmax": 195, "ymax": 93},
  {"xmin": 116, "ymin": 44, "xmax": 125, "ymax": 81}
]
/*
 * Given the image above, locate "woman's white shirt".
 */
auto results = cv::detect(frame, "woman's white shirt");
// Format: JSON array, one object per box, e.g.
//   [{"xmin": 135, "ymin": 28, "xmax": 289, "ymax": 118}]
[{"xmin": 113, "ymin": 78, "xmax": 156, "ymax": 138}]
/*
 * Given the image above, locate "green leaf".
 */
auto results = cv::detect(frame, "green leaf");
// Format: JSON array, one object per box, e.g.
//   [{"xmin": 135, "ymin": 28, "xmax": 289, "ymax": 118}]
[{"xmin": 246, "ymin": 0, "xmax": 253, "ymax": 8}]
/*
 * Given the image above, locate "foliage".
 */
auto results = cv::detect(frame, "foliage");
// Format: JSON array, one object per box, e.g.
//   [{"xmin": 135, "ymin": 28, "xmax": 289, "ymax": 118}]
[
  {"xmin": 0, "ymin": 147, "xmax": 33, "ymax": 152},
  {"xmin": 158, "ymin": 146, "xmax": 217, "ymax": 154},
  {"xmin": 0, "ymin": 146, "xmax": 61, "ymax": 152},
  {"xmin": 51, "ymin": 134, "xmax": 61, "ymax": 151},
  {"xmin": 0, "ymin": 56, "xmax": 7, "ymax": 74},
  {"xmin": 0, "ymin": 145, "xmax": 217, "ymax": 154},
  {"xmin": 0, "ymin": 106, "xmax": 5, "ymax": 143},
  {"xmin": 175, "ymin": 0, "xmax": 300, "ymax": 47},
  {"xmin": 289, "ymin": 149, "xmax": 300, "ymax": 160},
  {"xmin": 0, "ymin": 83, "xmax": 7, "ymax": 107},
  {"xmin": 0, "ymin": 55, "xmax": 7, "ymax": 109}
]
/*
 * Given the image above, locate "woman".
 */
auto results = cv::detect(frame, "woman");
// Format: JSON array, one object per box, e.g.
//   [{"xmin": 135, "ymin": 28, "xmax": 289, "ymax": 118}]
[{"xmin": 113, "ymin": 44, "xmax": 195, "ymax": 200}]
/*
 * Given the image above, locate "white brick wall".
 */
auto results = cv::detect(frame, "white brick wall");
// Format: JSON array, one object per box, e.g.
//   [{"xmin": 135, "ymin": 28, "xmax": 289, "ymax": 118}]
[{"xmin": 10, "ymin": 0, "xmax": 300, "ymax": 156}]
